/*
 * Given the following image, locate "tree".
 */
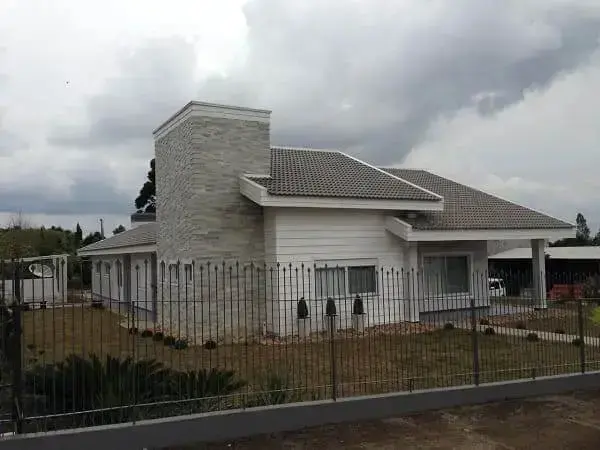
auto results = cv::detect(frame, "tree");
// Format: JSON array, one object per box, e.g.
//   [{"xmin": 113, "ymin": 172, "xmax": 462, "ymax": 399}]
[
  {"xmin": 75, "ymin": 223, "xmax": 83, "ymax": 244},
  {"xmin": 113, "ymin": 225, "xmax": 126, "ymax": 235},
  {"xmin": 576, "ymin": 213, "xmax": 591, "ymax": 243},
  {"xmin": 135, "ymin": 158, "xmax": 156, "ymax": 213},
  {"xmin": 81, "ymin": 232, "xmax": 103, "ymax": 248},
  {"xmin": 593, "ymin": 228, "xmax": 600, "ymax": 246}
]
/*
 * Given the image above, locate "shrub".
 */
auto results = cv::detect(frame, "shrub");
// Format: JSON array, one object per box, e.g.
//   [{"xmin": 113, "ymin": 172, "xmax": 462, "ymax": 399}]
[
  {"xmin": 297, "ymin": 298, "xmax": 309, "ymax": 319},
  {"xmin": 554, "ymin": 328, "xmax": 566, "ymax": 334},
  {"xmin": 173, "ymin": 339, "xmax": 188, "ymax": 350},
  {"xmin": 483, "ymin": 327, "xmax": 496, "ymax": 335},
  {"xmin": 526, "ymin": 332, "xmax": 539, "ymax": 342},
  {"xmin": 128, "ymin": 327, "xmax": 138, "ymax": 335},
  {"xmin": 572, "ymin": 338, "xmax": 584, "ymax": 346},
  {"xmin": 515, "ymin": 321, "xmax": 527, "ymax": 330},
  {"xmin": 204, "ymin": 340, "xmax": 217, "ymax": 350},
  {"xmin": 352, "ymin": 295, "xmax": 365, "ymax": 315},
  {"xmin": 91, "ymin": 301, "xmax": 104, "ymax": 310},
  {"xmin": 325, "ymin": 297, "xmax": 337, "ymax": 317},
  {"xmin": 245, "ymin": 372, "xmax": 303, "ymax": 407},
  {"xmin": 443, "ymin": 322, "xmax": 455, "ymax": 330},
  {"xmin": 163, "ymin": 336, "xmax": 176, "ymax": 346},
  {"xmin": 174, "ymin": 368, "xmax": 246, "ymax": 412},
  {"xmin": 152, "ymin": 332, "xmax": 164, "ymax": 341},
  {"xmin": 39, "ymin": 301, "xmax": 47, "ymax": 310},
  {"xmin": 140, "ymin": 329, "xmax": 153, "ymax": 338},
  {"xmin": 479, "ymin": 318, "xmax": 490, "ymax": 326}
]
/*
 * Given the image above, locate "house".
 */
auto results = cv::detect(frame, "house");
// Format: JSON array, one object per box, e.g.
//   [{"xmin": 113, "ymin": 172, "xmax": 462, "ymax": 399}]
[
  {"xmin": 0, "ymin": 254, "xmax": 69, "ymax": 306},
  {"xmin": 490, "ymin": 246, "xmax": 600, "ymax": 299},
  {"xmin": 78, "ymin": 101, "xmax": 575, "ymax": 340}
]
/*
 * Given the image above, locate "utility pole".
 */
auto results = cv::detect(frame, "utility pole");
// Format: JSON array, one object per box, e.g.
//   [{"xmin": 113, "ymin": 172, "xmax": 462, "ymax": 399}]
[{"xmin": 100, "ymin": 218, "xmax": 105, "ymax": 239}]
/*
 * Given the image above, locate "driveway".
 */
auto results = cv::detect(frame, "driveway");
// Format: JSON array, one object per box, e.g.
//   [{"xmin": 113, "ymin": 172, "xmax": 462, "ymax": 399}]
[{"xmin": 167, "ymin": 390, "xmax": 600, "ymax": 449}]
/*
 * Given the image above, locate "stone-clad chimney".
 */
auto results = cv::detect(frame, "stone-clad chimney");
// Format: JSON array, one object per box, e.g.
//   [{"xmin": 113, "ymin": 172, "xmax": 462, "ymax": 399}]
[
  {"xmin": 153, "ymin": 101, "xmax": 271, "ymax": 265},
  {"xmin": 153, "ymin": 101, "xmax": 272, "ymax": 341}
]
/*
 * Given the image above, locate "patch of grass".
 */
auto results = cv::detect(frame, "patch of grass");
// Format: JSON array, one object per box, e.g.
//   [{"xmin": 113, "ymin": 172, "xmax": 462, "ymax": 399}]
[{"xmin": 19, "ymin": 307, "xmax": 600, "ymax": 400}]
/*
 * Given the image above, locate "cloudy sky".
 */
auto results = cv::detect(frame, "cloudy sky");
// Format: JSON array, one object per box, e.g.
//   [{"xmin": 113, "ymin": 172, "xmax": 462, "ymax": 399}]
[{"xmin": 2, "ymin": 0, "xmax": 600, "ymax": 235}]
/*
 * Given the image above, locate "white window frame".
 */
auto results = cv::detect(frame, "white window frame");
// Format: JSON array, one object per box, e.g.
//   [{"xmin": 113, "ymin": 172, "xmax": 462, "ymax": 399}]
[
  {"xmin": 421, "ymin": 251, "xmax": 473, "ymax": 298},
  {"xmin": 314, "ymin": 259, "xmax": 379, "ymax": 299}
]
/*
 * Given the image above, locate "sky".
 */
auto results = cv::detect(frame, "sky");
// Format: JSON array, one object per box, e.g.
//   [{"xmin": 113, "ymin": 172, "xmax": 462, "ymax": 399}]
[{"xmin": 2, "ymin": 0, "xmax": 600, "ymax": 235}]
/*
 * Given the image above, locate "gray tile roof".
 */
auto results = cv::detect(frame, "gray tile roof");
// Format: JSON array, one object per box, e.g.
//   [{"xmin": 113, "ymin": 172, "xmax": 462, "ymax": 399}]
[
  {"xmin": 248, "ymin": 148, "xmax": 441, "ymax": 201},
  {"xmin": 78, "ymin": 223, "xmax": 157, "ymax": 254},
  {"xmin": 382, "ymin": 168, "xmax": 573, "ymax": 231}
]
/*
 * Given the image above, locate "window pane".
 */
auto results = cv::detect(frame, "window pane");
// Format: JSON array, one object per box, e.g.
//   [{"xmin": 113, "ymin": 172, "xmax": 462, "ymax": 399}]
[
  {"xmin": 423, "ymin": 256, "xmax": 445, "ymax": 297},
  {"xmin": 315, "ymin": 267, "xmax": 345, "ymax": 297},
  {"xmin": 445, "ymin": 256, "xmax": 469, "ymax": 294},
  {"xmin": 348, "ymin": 266, "xmax": 377, "ymax": 294}
]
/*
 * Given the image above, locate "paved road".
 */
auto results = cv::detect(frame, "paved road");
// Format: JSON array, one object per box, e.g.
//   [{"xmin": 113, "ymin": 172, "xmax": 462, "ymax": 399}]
[{"xmin": 167, "ymin": 390, "xmax": 600, "ymax": 449}]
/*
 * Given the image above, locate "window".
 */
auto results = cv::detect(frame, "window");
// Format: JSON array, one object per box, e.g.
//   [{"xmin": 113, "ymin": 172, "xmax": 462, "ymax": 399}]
[
  {"xmin": 315, "ymin": 264, "xmax": 378, "ymax": 298},
  {"xmin": 169, "ymin": 264, "xmax": 179, "ymax": 284},
  {"xmin": 348, "ymin": 266, "xmax": 377, "ymax": 295},
  {"xmin": 115, "ymin": 260, "xmax": 123, "ymax": 287},
  {"xmin": 95, "ymin": 262, "xmax": 101, "ymax": 274},
  {"xmin": 423, "ymin": 255, "xmax": 470, "ymax": 296},
  {"xmin": 315, "ymin": 267, "xmax": 346, "ymax": 298}
]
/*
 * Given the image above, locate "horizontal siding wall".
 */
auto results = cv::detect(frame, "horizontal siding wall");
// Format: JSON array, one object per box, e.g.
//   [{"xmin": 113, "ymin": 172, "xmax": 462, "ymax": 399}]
[{"xmin": 268, "ymin": 208, "xmax": 406, "ymax": 334}]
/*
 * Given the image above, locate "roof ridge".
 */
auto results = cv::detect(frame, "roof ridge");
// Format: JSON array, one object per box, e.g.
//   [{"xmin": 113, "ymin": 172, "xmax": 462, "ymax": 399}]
[
  {"xmin": 270, "ymin": 146, "xmax": 339, "ymax": 153},
  {"xmin": 339, "ymin": 153, "xmax": 443, "ymax": 201}
]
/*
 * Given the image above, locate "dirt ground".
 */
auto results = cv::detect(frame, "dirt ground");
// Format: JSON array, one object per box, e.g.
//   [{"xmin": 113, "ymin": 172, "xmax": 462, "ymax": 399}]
[{"xmin": 169, "ymin": 390, "xmax": 600, "ymax": 449}]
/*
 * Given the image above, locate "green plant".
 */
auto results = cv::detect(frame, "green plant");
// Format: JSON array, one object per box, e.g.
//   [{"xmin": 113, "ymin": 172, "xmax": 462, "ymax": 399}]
[
  {"xmin": 515, "ymin": 321, "xmax": 527, "ymax": 330},
  {"xmin": 554, "ymin": 328, "xmax": 566, "ymax": 334},
  {"xmin": 173, "ymin": 339, "xmax": 188, "ymax": 350},
  {"xmin": 24, "ymin": 355, "xmax": 174, "ymax": 425},
  {"xmin": 572, "ymin": 338, "xmax": 584, "ymax": 346},
  {"xmin": 526, "ymin": 333, "xmax": 539, "ymax": 342},
  {"xmin": 163, "ymin": 336, "xmax": 176, "ymax": 346},
  {"xmin": 352, "ymin": 295, "xmax": 365, "ymax": 315},
  {"xmin": 174, "ymin": 368, "xmax": 246, "ymax": 412},
  {"xmin": 152, "ymin": 332, "xmax": 164, "ymax": 341},
  {"xmin": 483, "ymin": 327, "xmax": 495, "ymax": 335},
  {"xmin": 325, "ymin": 297, "xmax": 337, "ymax": 317},
  {"xmin": 204, "ymin": 340, "xmax": 217, "ymax": 350},
  {"xmin": 443, "ymin": 322, "xmax": 454, "ymax": 330},
  {"xmin": 297, "ymin": 298, "xmax": 309, "ymax": 319},
  {"xmin": 245, "ymin": 372, "xmax": 304, "ymax": 407},
  {"xmin": 479, "ymin": 318, "xmax": 490, "ymax": 326},
  {"xmin": 140, "ymin": 329, "xmax": 153, "ymax": 338},
  {"xmin": 128, "ymin": 327, "xmax": 138, "ymax": 335}
]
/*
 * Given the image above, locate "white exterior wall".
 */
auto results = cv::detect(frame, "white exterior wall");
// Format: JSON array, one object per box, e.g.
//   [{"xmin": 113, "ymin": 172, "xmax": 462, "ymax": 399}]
[
  {"xmin": 266, "ymin": 208, "xmax": 406, "ymax": 334},
  {"xmin": 130, "ymin": 253, "xmax": 155, "ymax": 312},
  {"xmin": 91, "ymin": 255, "xmax": 125, "ymax": 304}
]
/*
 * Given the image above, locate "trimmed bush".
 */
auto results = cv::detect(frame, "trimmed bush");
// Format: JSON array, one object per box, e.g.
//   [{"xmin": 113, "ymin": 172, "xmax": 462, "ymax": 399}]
[
  {"xmin": 152, "ymin": 332, "xmax": 164, "ymax": 341},
  {"xmin": 443, "ymin": 322, "xmax": 455, "ymax": 330},
  {"xmin": 163, "ymin": 336, "xmax": 176, "ymax": 346},
  {"xmin": 554, "ymin": 328, "xmax": 566, "ymax": 334},
  {"xmin": 352, "ymin": 295, "xmax": 365, "ymax": 315},
  {"xmin": 325, "ymin": 297, "xmax": 337, "ymax": 317},
  {"xmin": 140, "ymin": 329, "xmax": 153, "ymax": 338},
  {"xmin": 204, "ymin": 340, "xmax": 217, "ymax": 350},
  {"xmin": 128, "ymin": 327, "xmax": 138, "ymax": 335},
  {"xmin": 515, "ymin": 321, "xmax": 527, "ymax": 330},
  {"xmin": 526, "ymin": 332, "xmax": 539, "ymax": 342},
  {"xmin": 483, "ymin": 327, "xmax": 496, "ymax": 335},
  {"xmin": 479, "ymin": 318, "xmax": 490, "ymax": 326},
  {"xmin": 297, "ymin": 298, "xmax": 309, "ymax": 319},
  {"xmin": 173, "ymin": 339, "xmax": 188, "ymax": 350},
  {"xmin": 572, "ymin": 338, "xmax": 584, "ymax": 346}
]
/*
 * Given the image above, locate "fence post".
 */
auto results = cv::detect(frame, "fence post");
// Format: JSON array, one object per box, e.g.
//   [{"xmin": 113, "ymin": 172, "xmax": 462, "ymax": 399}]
[
  {"xmin": 577, "ymin": 298, "xmax": 586, "ymax": 373},
  {"xmin": 470, "ymin": 296, "xmax": 480, "ymax": 386},
  {"xmin": 326, "ymin": 297, "xmax": 337, "ymax": 401},
  {"xmin": 11, "ymin": 260, "xmax": 23, "ymax": 434}
]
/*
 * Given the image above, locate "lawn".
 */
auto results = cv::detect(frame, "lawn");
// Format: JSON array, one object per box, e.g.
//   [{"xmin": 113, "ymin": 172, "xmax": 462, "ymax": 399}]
[
  {"xmin": 20, "ymin": 306, "xmax": 600, "ymax": 403},
  {"xmin": 487, "ymin": 301, "xmax": 600, "ymax": 338}
]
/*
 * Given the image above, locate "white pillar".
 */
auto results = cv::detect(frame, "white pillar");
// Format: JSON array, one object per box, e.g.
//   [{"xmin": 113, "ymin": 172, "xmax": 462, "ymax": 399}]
[
  {"xmin": 403, "ymin": 242, "xmax": 420, "ymax": 322},
  {"xmin": 531, "ymin": 239, "xmax": 547, "ymax": 309}
]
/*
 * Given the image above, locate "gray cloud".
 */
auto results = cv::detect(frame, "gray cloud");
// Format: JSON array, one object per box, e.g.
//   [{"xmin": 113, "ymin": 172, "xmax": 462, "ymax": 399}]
[
  {"xmin": 48, "ymin": 0, "xmax": 600, "ymax": 169},
  {"xmin": 0, "ymin": 130, "xmax": 27, "ymax": 155}
]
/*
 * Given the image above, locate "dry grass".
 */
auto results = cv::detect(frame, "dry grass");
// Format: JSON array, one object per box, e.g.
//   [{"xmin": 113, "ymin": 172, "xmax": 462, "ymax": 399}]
[{"xmin": 21, "ymin": 306, "xmax": 600, "ymax": 399}]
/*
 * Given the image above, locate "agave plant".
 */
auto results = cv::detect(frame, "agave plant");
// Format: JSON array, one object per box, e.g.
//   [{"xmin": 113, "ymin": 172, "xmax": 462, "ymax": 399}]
[{"xmin": 24, "ymin": 354, "xmax": 174, "ymax": 425}]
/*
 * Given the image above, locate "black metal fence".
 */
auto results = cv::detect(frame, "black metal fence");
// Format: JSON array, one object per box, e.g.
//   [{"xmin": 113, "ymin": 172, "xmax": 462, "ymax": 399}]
[{"xmin": 1, "ymin": 256, "xmax": 600, "ymax": 435}]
